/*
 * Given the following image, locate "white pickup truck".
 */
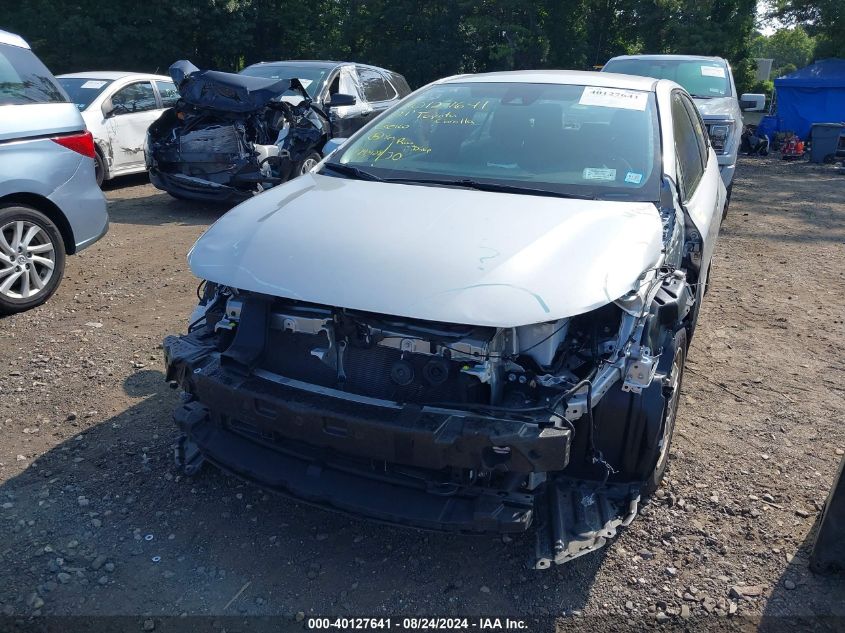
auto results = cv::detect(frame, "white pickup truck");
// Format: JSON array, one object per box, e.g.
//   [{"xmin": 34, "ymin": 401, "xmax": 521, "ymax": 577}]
[{"xmin": 603, "ymin": 54, "xmax": 742, "ymax": 212}]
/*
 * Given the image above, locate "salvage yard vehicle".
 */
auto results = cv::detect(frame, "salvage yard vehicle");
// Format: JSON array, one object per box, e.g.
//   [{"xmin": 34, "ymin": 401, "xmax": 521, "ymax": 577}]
[
  {"xmin": 57, "ymin": 71, "xmax": 179, "ymax": 187},
  {"xmin": 145, "ymin": 60, "xmax": 410, "ymax": 202},
  {"xmin": 602, "ymin": 55, "xmax": 741, "ymax": 213},
  {"xmin": 164, "ymin": 70, "xmax": 726, "ymax": 568},
  {"xmin": 0, "ymin": 30, "xmax": 108, "ymax": 315},
  {"xmin": 240, "ymin": 60, "xmax": 411, "ymax": 138}
]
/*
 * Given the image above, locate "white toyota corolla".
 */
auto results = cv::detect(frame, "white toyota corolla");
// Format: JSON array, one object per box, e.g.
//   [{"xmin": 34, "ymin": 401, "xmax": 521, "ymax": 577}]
[{"xmin": 164, "ymin": 70, "xmax": 725, "ymax": 568}]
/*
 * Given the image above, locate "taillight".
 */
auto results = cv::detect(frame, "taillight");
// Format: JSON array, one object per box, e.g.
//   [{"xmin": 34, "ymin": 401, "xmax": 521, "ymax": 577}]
[{"xmin": 51, "ymin": 130, "xmax": 96, "ymax": 159}]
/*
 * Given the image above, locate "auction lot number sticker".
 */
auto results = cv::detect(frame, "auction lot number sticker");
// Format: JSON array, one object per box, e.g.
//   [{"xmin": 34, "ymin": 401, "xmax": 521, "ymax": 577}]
[{"xmin": 307, "ymin": 617, "xmax": 529, "ymax": 631}]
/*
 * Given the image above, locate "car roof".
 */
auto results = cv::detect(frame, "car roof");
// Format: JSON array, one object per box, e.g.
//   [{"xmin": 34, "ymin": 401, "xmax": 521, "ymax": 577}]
[
  {"xmin": 439, "ymin": 69, "xmax": 658, "ymax": 91},
  {"xmin": 245, "ymin": 60, "xmax": 396, "ymax": 72},
  {"xmin": 0, "ymin": 29, "xmax": 30, "ymax": 49},
  {"xmin": 607, "ymin": 54, "xmax": 727, "ymax": 64},
  {"xmin": 57, "ymin": 71, "xmax": 171, "ymax": 81},
  {"xmin": 245, "ymin": 60, "xmax": 346, "ymax": 69}
]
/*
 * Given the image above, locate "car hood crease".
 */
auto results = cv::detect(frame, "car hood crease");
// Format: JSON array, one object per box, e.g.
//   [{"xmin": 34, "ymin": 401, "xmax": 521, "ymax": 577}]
[{"xmin": 188, "ymin": 174, "xmax": 665, "ymax": 327}]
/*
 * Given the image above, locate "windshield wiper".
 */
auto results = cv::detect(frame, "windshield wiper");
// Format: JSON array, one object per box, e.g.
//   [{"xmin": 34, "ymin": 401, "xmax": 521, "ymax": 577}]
[
  {"xmin": 690, "ymin": 93, "xmax": 716, "ymax": 99},
  {"xmin": 321, "ymin": 162, "xmax": 384, "ymax": 182},
  {"xmin": 383, "ymin": 177, "xmax": 597, "ymax": 200}
]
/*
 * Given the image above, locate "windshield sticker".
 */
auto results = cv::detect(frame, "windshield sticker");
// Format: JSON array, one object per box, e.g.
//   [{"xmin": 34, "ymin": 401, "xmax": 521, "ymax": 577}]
[
  {"xmin": 624, "ymin": 171, "xmax": 643, "ymax": 184},
  {"xmin": 583, "ymin": 167, "xmax": 617, "ymax": 181},
  {"xmin": 700, "ymin": 66, "xmax": 726, "ymax": 78},
  {"xmin": 578, "ymin": 87, "xmax": 648, "ymax": 111},
  {"xmin": 80, "ymin": 80, "xmax": 107, "ymax": 89}
]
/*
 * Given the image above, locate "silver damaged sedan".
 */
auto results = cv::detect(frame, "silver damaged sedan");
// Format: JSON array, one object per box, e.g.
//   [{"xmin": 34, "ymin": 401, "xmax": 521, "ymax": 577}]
[{"xmin": 164, "ymin": 70, "xmax": 726, "ymax": 568}]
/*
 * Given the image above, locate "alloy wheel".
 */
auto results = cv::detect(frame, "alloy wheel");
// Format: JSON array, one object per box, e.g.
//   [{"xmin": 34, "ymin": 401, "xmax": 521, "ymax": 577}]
[
  {"xmin": 300, "ymin": 156, "xmax": 320, "ymax": 175},
  {"xmin": 0, "ymin": 220, "xmax": 56, "ymax": 300}
]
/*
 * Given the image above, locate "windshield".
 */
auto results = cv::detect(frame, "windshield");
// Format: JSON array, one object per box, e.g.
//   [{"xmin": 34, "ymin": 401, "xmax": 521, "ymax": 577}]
[
  {"xmin": 0, "ymin": 43, "xmax": 67, "ymax": 105},
  {"xmin": 329, "ymin": 81, "xmax": 661, "ymax": 202},
  {"xmin": 603, "ymin": 58, "xmax": 731, "ymax": 98},
  {"xmin": 239, "ymin": 64, "xmax": 331, "ymax": 99},
  {"xmin": 56, "ymin": 77, "xmax": 115, "ymax": 111}
]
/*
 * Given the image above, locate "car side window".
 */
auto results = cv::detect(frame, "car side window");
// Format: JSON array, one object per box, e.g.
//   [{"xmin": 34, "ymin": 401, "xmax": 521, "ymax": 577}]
[
  {"xmin": 671, "ymin": 92, "xmax": 704, "ymax": 199},
  {"xmin": 155, "ymin": 80, "xmax": 179, "ymax": 108},
  {"xmin": 111, "ymin": 81, "xmax": 157, "ymax": 114},
  {"xmin": 680, "ymin": 94, "xmax": 709, "ymax": 167},
  {"xmin": 356, "ymin": 67, "xmax": 392, "ymax": 102}
]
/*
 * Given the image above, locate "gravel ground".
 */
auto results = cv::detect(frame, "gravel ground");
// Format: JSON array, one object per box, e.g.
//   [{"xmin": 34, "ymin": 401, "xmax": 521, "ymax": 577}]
[{"xmin": 1, "ymin": 157, "xmax": 844, "ymax": 630}]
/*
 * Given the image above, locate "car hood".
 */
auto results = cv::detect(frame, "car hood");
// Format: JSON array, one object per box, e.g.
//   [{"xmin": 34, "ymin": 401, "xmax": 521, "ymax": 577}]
[
  {"xmin": 169, "ymin": 60, "xmax": 309, "ymax": 113},
  {"xmin": 188, "ymin": 175, "xmax": 664, "ymax": 327},
  {"xmin": 693, "ymin": 96, "xmax": 738, "ymax": 119}
]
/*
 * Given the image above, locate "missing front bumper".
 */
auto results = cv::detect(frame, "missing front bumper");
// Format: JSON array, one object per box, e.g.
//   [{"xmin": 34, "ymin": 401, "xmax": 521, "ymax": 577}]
[{"xmin": 164, "ymin": 332, "xmax": 639, "ymax": 566}]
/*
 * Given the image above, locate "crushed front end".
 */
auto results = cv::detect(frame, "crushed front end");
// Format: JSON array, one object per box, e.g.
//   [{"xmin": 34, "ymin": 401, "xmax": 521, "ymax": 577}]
[
  {"xmin": 164, "ymin": 260, "xmax": 694, "ymax": 567},
  {"xmin": 146, "ymin": 60, "xmax": 329, "ymax": 202}
]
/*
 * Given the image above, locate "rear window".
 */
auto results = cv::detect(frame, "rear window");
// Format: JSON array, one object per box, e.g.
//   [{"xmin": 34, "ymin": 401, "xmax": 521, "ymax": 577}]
[
  {"xmin": 0, "ymin": 42, "xmax": 67, "ymax": 105},
  {"xmin": 57, "ymin": 77, "xmax": 114, "ymax": 111}
]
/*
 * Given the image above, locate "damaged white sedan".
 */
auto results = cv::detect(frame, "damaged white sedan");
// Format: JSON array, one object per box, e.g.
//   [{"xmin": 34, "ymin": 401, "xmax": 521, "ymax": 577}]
[{"xmin": 164, "ymin": 70, "xmax": 725, "ymax": 568}]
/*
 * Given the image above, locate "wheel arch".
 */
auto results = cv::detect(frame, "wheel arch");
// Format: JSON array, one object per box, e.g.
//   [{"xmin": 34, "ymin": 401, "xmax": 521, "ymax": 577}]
[
  {"xmin": 94, "ymin": 141, "xmax": 111, "ymax": 180},
  {"xmin": 0, "ymin": 193, "xmax": 76, "ymax": 255}
]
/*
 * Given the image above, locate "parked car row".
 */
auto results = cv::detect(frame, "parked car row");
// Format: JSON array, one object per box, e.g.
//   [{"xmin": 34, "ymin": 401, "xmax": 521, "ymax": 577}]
[{"xmin": 3, "ymin": 28, "xmax": 729, "ymax": 569}]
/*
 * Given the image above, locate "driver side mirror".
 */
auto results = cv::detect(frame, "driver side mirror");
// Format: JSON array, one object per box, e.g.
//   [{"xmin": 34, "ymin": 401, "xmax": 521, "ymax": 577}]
[
  {"xmin": 327, "ymin": 93, "xmax": 356, "ymax": 108},
  {"xmin": 101, "ymin": 97, "xmax": 115, "ymax": 118},
  {"xmin": 740, "ymin": 93, "xmax": 765, "ymax": 112}
]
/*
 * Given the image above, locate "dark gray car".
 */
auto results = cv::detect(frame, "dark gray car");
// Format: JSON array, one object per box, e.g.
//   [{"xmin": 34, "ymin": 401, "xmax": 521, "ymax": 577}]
[{"xmin": 241, "ymin": 60, "xmax": 412, "ymax": 138}]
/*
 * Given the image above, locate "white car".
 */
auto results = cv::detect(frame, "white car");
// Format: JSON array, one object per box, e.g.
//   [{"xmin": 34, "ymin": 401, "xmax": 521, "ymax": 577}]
[
  {"xmin": 57, "ymin": 72, "xmax": 178, "ymax": 186},
  {"xmin": 164, "ymin": 70, "xmax": 725, "ymax": 568}
]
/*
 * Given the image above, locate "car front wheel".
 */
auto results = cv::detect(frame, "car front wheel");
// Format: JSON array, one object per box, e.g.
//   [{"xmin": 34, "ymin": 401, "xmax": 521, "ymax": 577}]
[
  {"xmin": 298, "ymin": 151, "xmax": 322, "ymax": 176},
  {"xmin": 94, "ymin": 151, "xmax": 106, "ymax": 188},
  {"xmin": 0, "ymin": 205, "xmax": 66, "ymax": 315},
  {"xmin": 642, "ymin": 327, "xmax": 687, "ymax": 495}
]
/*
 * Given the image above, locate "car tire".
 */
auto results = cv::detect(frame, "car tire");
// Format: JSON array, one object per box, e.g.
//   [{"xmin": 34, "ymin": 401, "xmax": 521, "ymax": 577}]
[
  {"xmin": 0, "ymin": 205, "xmax": 67, "ymax": 315},
  {"xmin": 685, "ymin": 267, "xmax": 709, "ymax": 342},
  {"xmin": 722, "ymin": 183, "xmax": 732, "ymax": 220},
  {"xmin": 641, "ymin": 327, "xmax": 687, "ymax": 496},
  {"xmin": 94, "ymin": 151, "xmax": 106, "ymax": 188},
  {"xmin": 298, "ymin": 151, "xmax": 322, "ymax": 176}
]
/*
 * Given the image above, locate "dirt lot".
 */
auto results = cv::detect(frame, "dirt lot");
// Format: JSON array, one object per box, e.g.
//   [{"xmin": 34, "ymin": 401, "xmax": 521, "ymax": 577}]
[{"xmin": 1, "ymin": 157, "xmax": 844, "ymax": 630}]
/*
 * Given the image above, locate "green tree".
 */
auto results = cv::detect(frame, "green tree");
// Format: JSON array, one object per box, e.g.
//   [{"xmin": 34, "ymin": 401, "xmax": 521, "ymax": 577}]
[
  {"xmin": 773, "ymin": 0, "xmax": 845, "ymax": 58},
  {"xmin": 0, "ymin": 0, "xmax": 762, "ymax": 93}
]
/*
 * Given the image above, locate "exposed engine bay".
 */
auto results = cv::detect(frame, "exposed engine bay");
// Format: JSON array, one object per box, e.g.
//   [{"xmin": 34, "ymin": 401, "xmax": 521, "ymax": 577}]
[{"xmin": 146, "ymin": 60, "xmax": 329, "ymax": 202}]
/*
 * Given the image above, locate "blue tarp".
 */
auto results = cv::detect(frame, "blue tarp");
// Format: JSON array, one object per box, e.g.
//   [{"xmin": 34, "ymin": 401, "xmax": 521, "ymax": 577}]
[{"xmin": 763, "ymin": 59, "xmax": 845, "ymax": 140}]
